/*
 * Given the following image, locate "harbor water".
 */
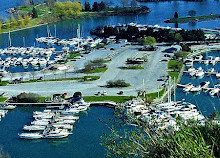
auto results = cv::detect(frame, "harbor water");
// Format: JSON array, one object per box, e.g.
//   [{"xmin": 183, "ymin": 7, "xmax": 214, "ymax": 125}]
[{"xmin": 0, "ymin": 106, "xmax": 114, "ymax": 158}]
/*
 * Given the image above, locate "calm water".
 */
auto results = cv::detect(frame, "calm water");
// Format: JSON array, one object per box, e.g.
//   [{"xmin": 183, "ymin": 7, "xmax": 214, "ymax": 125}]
[{"xmin": 0, "ymin": 106, "xmax": 114, "ymax": 158}]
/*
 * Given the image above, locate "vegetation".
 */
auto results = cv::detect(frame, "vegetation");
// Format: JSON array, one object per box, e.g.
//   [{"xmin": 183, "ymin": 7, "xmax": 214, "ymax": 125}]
[
  {"xmin": 145, "ymin": 88, "xmax": 166, "ymax": 101},
  {"xmin": 101, "ymin": 118, "xmax": 220, "ymax": 157},
  {"xmin": 168, "ymin": 60, "xmax": 183, "ymax": 71},
  {"xmin": 137, "ymin": 36, "xmax": 156, "ymax": 46},
  {"xmin": 16, "ymin": 92, "xmax": 49, "ymax": 103},
  {"xmin": 165, "ymin": 14, "xmax": 220, "ymax": 23},
  {"xmin": 0, "ymin": 81, "xmax": 9, "ymax": 86},
  {"xmin": 122, "ymin": 65, "xmax": 144, "ymax": 70},
  {"xmin": 91, "ymin": 25, "xmax": 205, "ymax": 42},
  {"xmin": 83, "ymin": 96, "xmax": 134, "ymax": 103},
  {"xmin": 0, "ymin": 97, "xmax": 7, "ymax": 102},
  {"xmin": 67, "ymin": 53, "xmax": 82, "ymax": 59},
  {"xmin": 83, "ymin": 59, "xmax": 108, "ymax": 74},
  {"xmin": 106, "ymin": 80, "xmax": 130, "ymax": 88}
]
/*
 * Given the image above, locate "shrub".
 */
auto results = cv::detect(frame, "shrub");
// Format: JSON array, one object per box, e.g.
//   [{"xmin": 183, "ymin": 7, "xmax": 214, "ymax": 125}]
[
  {"xmin": 16, "ymin": 92, "xmax": 41, "ymax": 103},
  {"xmin": 106, "ymin": 80, "xmax": 130, "ymax": 88}
]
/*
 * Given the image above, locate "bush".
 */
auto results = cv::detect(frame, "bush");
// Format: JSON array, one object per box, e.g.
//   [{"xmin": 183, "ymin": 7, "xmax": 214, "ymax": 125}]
[
  {"xmin": 73, "ymin": 92, "xmax": 82, "ymax": 98},
  {"xmin": 16, "ymin": 92, "xmax": 42, "ymax": 103},
  {"xmin": 106, "ymin": 80, "xmax": 130, "ymax": 88}
]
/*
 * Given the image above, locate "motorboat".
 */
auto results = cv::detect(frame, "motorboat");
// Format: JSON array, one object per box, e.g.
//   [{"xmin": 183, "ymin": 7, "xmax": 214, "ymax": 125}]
[
  {"xmin": 0, "ymin": 103, "xmax": 16, "ymax": 110},
  {"xmin": 207, "ymin": 68, "xmax": 215, "ymax": 76},
  {"xmin": 23, "ymin": 125, "xmax": 46, "ymax": 131},
  {"xmin": 195, "ymin": 67, "xmax": 204, "ymax": 77},
  {"xmin": 183, "ymin": 83, "xmax": 194, "ymax": 92},
  {"xmin": 61, "ymin": 108, "xmax": 80, "ymax": 115},
  {"xmin": 209, "ymin": 88, "xmax": 220, "ymax": 96},
  {"xmin": 216, "ymin": 73, "xmax": 220, "ymax": 78},
  {"xmin": 18, "ymin": 133, "xmax": 43, "ymax": 139},
  {"xmin": 194, "ymin": 55, "xmax": 203, "ymax": 62},
  {"xmin": 190, "ymin": 85, "xmax": 201, "ymax": 92},
  {"xmin": 200, "ymin": 81, "xmax": 210, "ymax": 89}
]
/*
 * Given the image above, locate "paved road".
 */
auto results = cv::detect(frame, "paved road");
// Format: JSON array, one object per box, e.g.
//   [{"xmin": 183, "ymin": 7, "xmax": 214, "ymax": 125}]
[{"xmin": 0, "ymin": 43, "xmax": 179, "ymax": 97}]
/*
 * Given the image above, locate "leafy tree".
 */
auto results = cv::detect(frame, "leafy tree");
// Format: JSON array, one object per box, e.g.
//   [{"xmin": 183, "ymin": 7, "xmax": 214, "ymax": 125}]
[
  {"xmin": 138, "ymin": 36, "xmax": 156, "ymax": 46},
  {"xmin": 5, "ymin": 18, "xmax": 10, "ymax": 28},
  {"xmin": 17, "ymin": 14, "xmax": 24, "ymax": 27},
  {"xmin": 188, "ymin": 10, "xmax": 196, "ymax": 17},
  {"xmin": 10, "ymin": 15, "xmax": 17, "ymax": 26},
  {"xmin": 54, "ymin": 2, "xmax": 67, "ymax": 19},
  {"xmin": 99, "ymin": 1, "xmax": 107, "ymax": 11},
  {"xmin": 174, "ymin": 33, "xmax": 183, "ymax": 42},
  {"xmin": 92, "ymin": 2, "xmax": 100, "ymax": 12},
  {"xmin": 0, "ymin": 22, "xmax": 2, "ymax": 31},
  {"xmin": 24, "ymin": 15, "xmax": 31, "ymax": 25},
  {"xmin": 174, "ymin": 11, "xmax": 178, "ymax": 18},
  {"xmin": 46, "ymin": 0, "xmax": 55, "ymax": 9},
  {"xmin": 73, "ymin": 92, "xmax": 82, "ymax": 98},
  {"xmin": 32, "ymin": 7, "xmax": 38, "ymax": 18},
  {"xmin": 84, "ymin": 1, "xmax": 91, "ymax": 11}
]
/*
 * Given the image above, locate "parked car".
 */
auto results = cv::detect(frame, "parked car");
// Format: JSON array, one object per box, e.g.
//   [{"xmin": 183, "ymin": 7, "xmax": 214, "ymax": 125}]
[{"xmin": 117, "ymin": 91, "xmax": 124, "ymax": 95}]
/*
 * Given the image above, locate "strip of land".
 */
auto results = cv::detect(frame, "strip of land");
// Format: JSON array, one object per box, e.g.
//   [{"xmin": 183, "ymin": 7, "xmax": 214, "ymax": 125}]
[{"xmin": 165, "ymin": 14, "xmax": 220, "ymax": 23}]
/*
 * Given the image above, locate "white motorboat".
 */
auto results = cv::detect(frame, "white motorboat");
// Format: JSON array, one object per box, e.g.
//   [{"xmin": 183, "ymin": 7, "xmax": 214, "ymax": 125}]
[
  {"xmin": 216, "ymin": 73, "xmax": 220, "ymax": 78},
  {"xmin": 207, "ymin": 68, "xmax": 215, "ymax": 76},
  {"xmin": 203, "ymin": 60, "xmax": 209, "ymax": 65},
  {"xmin": 19, "ymin": 133, "xmax": 43, "ymax": 139},
  {"xmin": 0, "ymin": 103, "xmax": 16, "ymax": 110},
  {"xmin": 52, "ymin": 124, "xmax": 73, "ymax": 130},
  {"xmin": 61, "ymin": 108, "xmax": 80, "ymax": 115},
  {"xmin": 209, "ymin": 88, "xmax": 220, "ymax": 96},
  {"xmin": 31, "ymin": 120, "xmax": 49, "ymax": 126},
  {"xmin": 195, "ymin": 67, "xmax": 204, "ymax": 77},
  {"xmin": 183, "ymin": 83, "xmax": 194, "ymax": 92},
  {"xmin": 23, "ymin": 125, "xmax": 46, "ymax": 131},
  {"xmin": 190, "ymin": 85, "xmax": 201, "ymax": 92},
  {"xmin": 194, "ymin": 55, "xmax": 203, "ymax": 62},
  {"xmin": 200, "ymin": 81, "xmax": 210, "ymax": 89}
]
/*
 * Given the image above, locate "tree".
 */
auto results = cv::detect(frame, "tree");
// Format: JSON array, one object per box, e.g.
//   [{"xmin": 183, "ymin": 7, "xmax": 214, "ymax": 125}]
[
  {"xmin": 174, "ymin": 33, "xmax": 183, "ymax": 42},
  {"xmin": 46, "ymin": 0, "xmax": 55, "ymax": 10},
  {"xmin": 130, "ymin": 0, "xmax": 137, "ymax": 7},
  {"xmin": 24, "ymin": 14, "xmax": 31, "ymax": 25},
  {"xmin": 138, "ymin": 36, "xmax": 156, "ymax": 46},
  {"xmin": 17, "ymin": 14, "xmax": 24, "ymax": 27},
  {"xmin": 10, "ymin": 15, "xmax": 17, "ymax": 26},
  {"xmin": 92, "ymin": 2, "xmax": 100, "ymax": 12},
  {"xmin": 21, "ymin": 0, "xmax": 30, "ymax": 7},
  {"xmin": 32, "ymin": 7, "xmax": 38, "ymax": 18},
  {"xmin": 0, "ymin": 22, "xmax": 2, "ymax": 31},
  {"xmin": 5, "ymin": 18, "xmax": 10, "ymax": 28},
  {"xmin": 188, "ymin": 10, "xmax": 196, "ymax": 17},
  {"xmin": 99, "ymin": 1, "xmax": 107, "ymax": 11},
  {"xmin": 84, "ymin": 1, "xmax": 91, "ymax": 11},
  {"xmin": 73, "ymin": 92, "xmax": 82, "ymax": 98},
  {"xmin": 174, "ymin": 11, "xmax": 178, "ymax": 18}
]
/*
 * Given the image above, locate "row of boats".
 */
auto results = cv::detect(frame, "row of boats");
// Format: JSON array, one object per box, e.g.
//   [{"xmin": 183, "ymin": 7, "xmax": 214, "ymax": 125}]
[
  {"xmin": 0, "ymin": 103, "xmax": 16, "ymax": 120},
  {"xmin": 121, "ymin": 97, "xmax": 205, "ymax": 130},
  {"xmin": 0, "ymin": 47, "xmax": 68, "ymax": 74},
  {"xmin": 183, "ymin": 82, "xmax": 220, "ymax": 96},
  {"xmin": 18, "ymin": 99, "xmax": 90, "ymax": 139},
  {"xmin": 187, "ymin": 67, "xmax": 220, "ymax": 78},
  {"xmin": 185, "ymin": 55, "xmax": 220, "ymax": 67}
]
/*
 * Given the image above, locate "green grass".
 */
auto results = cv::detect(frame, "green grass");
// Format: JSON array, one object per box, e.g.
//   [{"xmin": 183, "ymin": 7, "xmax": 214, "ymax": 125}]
[
  {"xmin": 168, "ymin": 72, "xmax": 179, "ymax": 80},
  {"xmin": 83, "ymin": 96, "xmax": 135, "ymax": 103},
  {"xmin": 0, "ymin": 81, "xmax": 9, "ymax": 86},
  {"xmin": 0, "ymin": 97, "xmax": 8, "ymax": 102},
  {"xmin": 82, "ymin": 76, "xmax": 100, "ymax": 81},
  {"xmin": 166, "ymin": 14, "xmax": 220, "ymax": 23},
  {"xmin": 67, "ymin": 53, "xmax": 82, "ymax": 60},
  {"xmin": 90, "ymin": 67, "xmax": 108, "ymax": 73},
  {"xmin": 145, "ymin": 88, "xmax": 166, "ymax": 100},
  {"xmin": 122, "ymin": 65, "xmax": 144, "ymax": 70}
]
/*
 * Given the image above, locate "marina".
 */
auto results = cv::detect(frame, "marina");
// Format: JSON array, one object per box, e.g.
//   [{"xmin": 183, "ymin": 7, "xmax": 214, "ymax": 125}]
[{"xmin": 0, "ymin": 0, "xmax": 219, "ymax": 157}]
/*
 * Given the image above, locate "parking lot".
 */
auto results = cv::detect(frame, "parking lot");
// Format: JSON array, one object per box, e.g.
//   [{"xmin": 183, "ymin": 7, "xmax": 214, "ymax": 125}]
[{"xmin": 0, "ymin": 43, "xmax": 180, "ymax": 97}]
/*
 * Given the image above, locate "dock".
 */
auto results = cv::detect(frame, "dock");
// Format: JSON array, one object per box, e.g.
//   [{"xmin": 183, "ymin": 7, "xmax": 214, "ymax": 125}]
[{"xmin": 201, "ymin": 28, "xmax": 220, "ymax": 34}]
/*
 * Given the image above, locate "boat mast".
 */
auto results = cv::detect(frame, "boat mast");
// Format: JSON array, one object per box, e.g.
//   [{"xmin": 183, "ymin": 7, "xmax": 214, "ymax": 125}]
[
  {"xmin": 23, "ymin": 37, "xmax": 25, "ymax": 47},
  {"xmin": 47, "ymin": 25, "xmax": 50, "ymax": 38},
  {"xmin": 143, "ymin": 79, "xmax": 145, "ymax": 98},
  {"xmin": 8, "ymin": 31, "xmax": 12, "ymax": 47},
  {"xmin": 174, "ymin": 77, "xmax": 176, "ymax": 103}
]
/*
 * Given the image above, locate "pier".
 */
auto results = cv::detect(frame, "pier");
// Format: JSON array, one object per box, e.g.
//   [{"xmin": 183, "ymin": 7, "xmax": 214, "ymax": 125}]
[
  {"xmin": 177, "ymin": 83, "xmax": 214, "ymax": 91},
  {"xmin": 201, "ymin": 28, "xmax": 220, "ymax": 34}
]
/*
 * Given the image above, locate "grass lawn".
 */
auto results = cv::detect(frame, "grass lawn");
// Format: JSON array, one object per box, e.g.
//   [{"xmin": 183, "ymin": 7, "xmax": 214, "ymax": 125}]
[
  {"xmin": 90, "ymin": 67, "xmax": 108, "ymax": 73},
  {"xmin": 67, "ymin": 53, "xmax": 82, "ymax": 59},
  {"xmin": 83, "ymin": 96, "xmax": 135, "ymax": 103},
  {"xmin": 146, "ymin": 88, "xmax": 166, "ymax": 100},
  {"xmin": 0, "ymin": 81, "xmax": 9, "ymax": 86},
  {"xmin": 0, "ymin": 97, "xmax": 8, "ymax": 102},
  {"xmin": 168, "ymin": 60, "xmax": 179, "ymax": 69},
  {"xmin": 168, "ymin": 72, "xmax": 179, "ymax": 81}
]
